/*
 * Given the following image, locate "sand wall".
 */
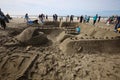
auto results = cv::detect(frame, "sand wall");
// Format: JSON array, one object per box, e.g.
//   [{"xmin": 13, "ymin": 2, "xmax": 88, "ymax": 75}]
[{"xmin": 60, "ymin": 38, "xmax": 120, "ymax": 55}]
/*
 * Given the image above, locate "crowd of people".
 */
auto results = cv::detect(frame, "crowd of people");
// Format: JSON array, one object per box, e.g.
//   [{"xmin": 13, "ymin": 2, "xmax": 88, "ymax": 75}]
[
  {"xmin": 53, "ymin": 14, "xmax": 58, "ymax": 22},
  {"xmin": 65, "ymin": 14, "xmax": 101, "ymax": 25},
  {"xmin": 0, "ymin": 8, "xmax": 120, "ymax": 33},
  {"xmin": 24, "ymin": 13, "xmax": 120, "ymax": 33},
  {"xmin": 24, "ymin": 13, "xmax": 102, "ymax": 25}
]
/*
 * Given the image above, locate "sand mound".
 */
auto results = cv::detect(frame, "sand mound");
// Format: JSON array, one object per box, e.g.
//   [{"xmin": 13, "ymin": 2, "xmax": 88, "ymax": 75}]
[
  {"xmin": 59, "ymin": 23, "xmax": 120, "ymax": 55},
  {"xmin": 38, "ymin": 29, "xmax": 63, "ymax": 42},
  {"xmin": 56, "ymin": 31, "xmax": 74, "ymax": 43},
  {"xmin": 4, "ymin": 27, "xmax": 49, "ymax": 46},
  {"xmin": 59, "ymin": 38, "xmax": 120, "ymax": 55},
  {"xmin": 79, "ymin": 24, "xmax": 119, "ymax": 38}
]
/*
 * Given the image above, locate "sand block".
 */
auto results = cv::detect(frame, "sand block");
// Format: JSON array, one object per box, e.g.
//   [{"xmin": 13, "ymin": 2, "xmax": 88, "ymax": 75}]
[
  {"xmin": 0, "ymin": 52, "xmax": 38, "ymax": 80},
  {"xmin": 60, "ymin": 38, "xmax": 120, "ymax": 55}
]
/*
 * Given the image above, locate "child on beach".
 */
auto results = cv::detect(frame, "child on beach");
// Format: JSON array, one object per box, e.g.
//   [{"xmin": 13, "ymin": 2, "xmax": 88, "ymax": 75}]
[
  {"xmin": 76, "ymin": 26, "xmax": 81, "ymax": 34},
  {"xmin": 25, "ymin": 13, "xmax": 30, "ymax": 23}
]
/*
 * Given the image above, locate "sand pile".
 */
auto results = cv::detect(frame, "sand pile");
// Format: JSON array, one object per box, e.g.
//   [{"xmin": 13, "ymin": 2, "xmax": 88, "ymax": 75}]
[
  {"xmin": 56, "ymin": 31, "xmax": 74, "ymax": 43},
  {"xmin": 36, "ymin": 29, "xmax": 63, "ymax": 43},
  {"xmin": 4, "ymin": 27, "xmax": 49, "ymax": 46},
  {"xmin": 79, "ymin": 23, "xmax": 119, "ymax": 38}
]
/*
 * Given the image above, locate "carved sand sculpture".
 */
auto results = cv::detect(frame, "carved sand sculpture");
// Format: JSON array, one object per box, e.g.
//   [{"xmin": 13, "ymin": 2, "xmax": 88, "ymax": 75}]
[{"xmin": 0, "ymin": 21, "xmax": 120, "ymax": 80}]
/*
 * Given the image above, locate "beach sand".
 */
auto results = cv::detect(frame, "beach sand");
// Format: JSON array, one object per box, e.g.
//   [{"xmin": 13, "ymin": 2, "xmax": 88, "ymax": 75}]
[{"xmin": 0, "ymin": 18, "xmax": 120, "ymax": 80}]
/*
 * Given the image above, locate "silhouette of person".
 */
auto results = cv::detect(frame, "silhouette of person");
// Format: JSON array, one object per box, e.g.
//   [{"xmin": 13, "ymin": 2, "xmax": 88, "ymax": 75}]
[
  {"xmin": 93, "ymin": 14, "xmax": 98, "ymax": 25},
  {"xmin": 80, "ymin": 15, "xmax": 83, "ymax": 23},
  {"xmin": 98, "ymin": 16, "xmax": 101, "ymax": 22},
  {"xmin": 0, "ymin": 8, "xmax": 9, "ymax": 29},
  {"xmin": 46, "ymin": 15, "xmax": 48, "ymax": 20},
  {"xmin": 25, "ymin": 13, "xmax": 29, "ymax": 23},
  {"xmin": 114, "ymin": 16, "xmax": 120, "ymax": 32},
  {"xmin": 70, "ymin": 15, "xmax": 74, "ymax": 22},
  {"xmin": 87, "ymin": 16, "xmax": 90, "ymax": 23}
]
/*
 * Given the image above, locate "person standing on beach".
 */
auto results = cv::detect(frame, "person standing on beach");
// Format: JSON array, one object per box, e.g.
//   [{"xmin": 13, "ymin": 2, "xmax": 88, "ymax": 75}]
[
  {"xmin": 55, "ymin": 14, "xmax": 58, "ymax": 22},
  {"xmin": 93, "ymin": 14, "xmax": 98, "ymax": 25},
  {"xmin": 46, "ymin": 15, "xmax": 48, "ymax": 20},
  {"xmin": 80, "ymin": 15, "xmax": 83, "ymax": 23},
  {"xmin": 83, "ymin": 15, "xmax": 87, "ymax": 23},
  {"xmin": 98, "ymin": 16, "xmax": 101, "ymax": 22},
  {"xmin": 38, "ymin": 14, "xmax": 45, "ymax": 23},
  {"xmin": 53, "ymin": 14, "xmax": 57, "ymax": 22},
  {"xmin": 0, "ymin": 8, "xmax": 8, "ymax": 29},
  {"xmin": 25, "ymin": 13, "xmax": 30, "ymax": 23},
  {"xmin": 87, "ymin": 16, "xmax": 90, "ymax": 23},
  {"xmin": 53, "ymin": 14, "xmax": 55, "ymax": 22},
  {"xmin": 70, "ymin": 15, "xmax": 74, "ymax": 22},
  {"xmin": 114, "ymin": 16, "xmax": 120, "ymax": 32}
]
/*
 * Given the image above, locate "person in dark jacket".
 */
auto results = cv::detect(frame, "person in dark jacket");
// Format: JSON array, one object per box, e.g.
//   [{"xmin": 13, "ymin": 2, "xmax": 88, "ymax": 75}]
[
  {"xmin": 70, "ymin": 15, "xmax": 74, "ymax": 22},
  {"xmin": 80, "ymin": 15, "xmax": 83, "ymax": 23},
  {"xmin": 114, "ymin": 16, "xmax": 120, "ymax": 32},
  {"xmin": 0, "ymin": 8, "xmax": 9, "ymax": 29},
  {"xmin": 98, "ymin": 16, "xmax": 101, "ymax": 22}
]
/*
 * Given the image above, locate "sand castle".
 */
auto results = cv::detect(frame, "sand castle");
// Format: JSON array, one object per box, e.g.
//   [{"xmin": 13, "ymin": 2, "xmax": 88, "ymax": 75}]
[{"xmin": 0, "ymin": 19, "xmax": 120, "ymax": 80}]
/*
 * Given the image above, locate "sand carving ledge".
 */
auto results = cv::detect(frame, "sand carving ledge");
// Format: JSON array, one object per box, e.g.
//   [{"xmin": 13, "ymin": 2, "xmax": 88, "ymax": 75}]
[
  {"xmin": 4, "ymin": 27, "xmax": 49, "ymax": 46},
  {"xmin": 59, "ymin": 24, "xmax": 120, "ymax": 54},
  {"xmin": 59, "ymin": 36, "xmax": 120, "ymax": 55}
]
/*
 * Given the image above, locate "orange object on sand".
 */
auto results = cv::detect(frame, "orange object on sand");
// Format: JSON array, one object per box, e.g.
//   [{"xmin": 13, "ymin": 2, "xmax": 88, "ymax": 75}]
[{"xmin": 117, "ymin": 28, "xmax": 120, "ymax": 31}]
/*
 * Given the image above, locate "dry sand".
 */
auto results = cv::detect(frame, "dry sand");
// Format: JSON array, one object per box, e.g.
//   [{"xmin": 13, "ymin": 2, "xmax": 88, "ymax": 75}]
[{"xmin": 0, "ymin": 18, "xmax": 120, "ymax": 80}]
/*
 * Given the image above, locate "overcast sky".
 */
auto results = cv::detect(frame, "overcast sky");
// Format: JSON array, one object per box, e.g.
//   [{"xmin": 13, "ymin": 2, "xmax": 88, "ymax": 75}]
[{"xmin": 0, "ymin": 0, "xmax": 120, "ymax": 16}]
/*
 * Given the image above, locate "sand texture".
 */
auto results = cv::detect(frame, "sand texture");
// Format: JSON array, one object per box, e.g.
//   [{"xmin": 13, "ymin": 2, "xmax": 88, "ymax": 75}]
[{"xmin": 0, "ymin": 18, "xmax": 120, "ymax": 80}]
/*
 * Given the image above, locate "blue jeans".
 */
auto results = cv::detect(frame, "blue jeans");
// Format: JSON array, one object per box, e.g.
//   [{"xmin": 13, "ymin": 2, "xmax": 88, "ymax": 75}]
[{"xmin": 114, "ymin": 23, "xmax": 120, "ymax": 32}]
